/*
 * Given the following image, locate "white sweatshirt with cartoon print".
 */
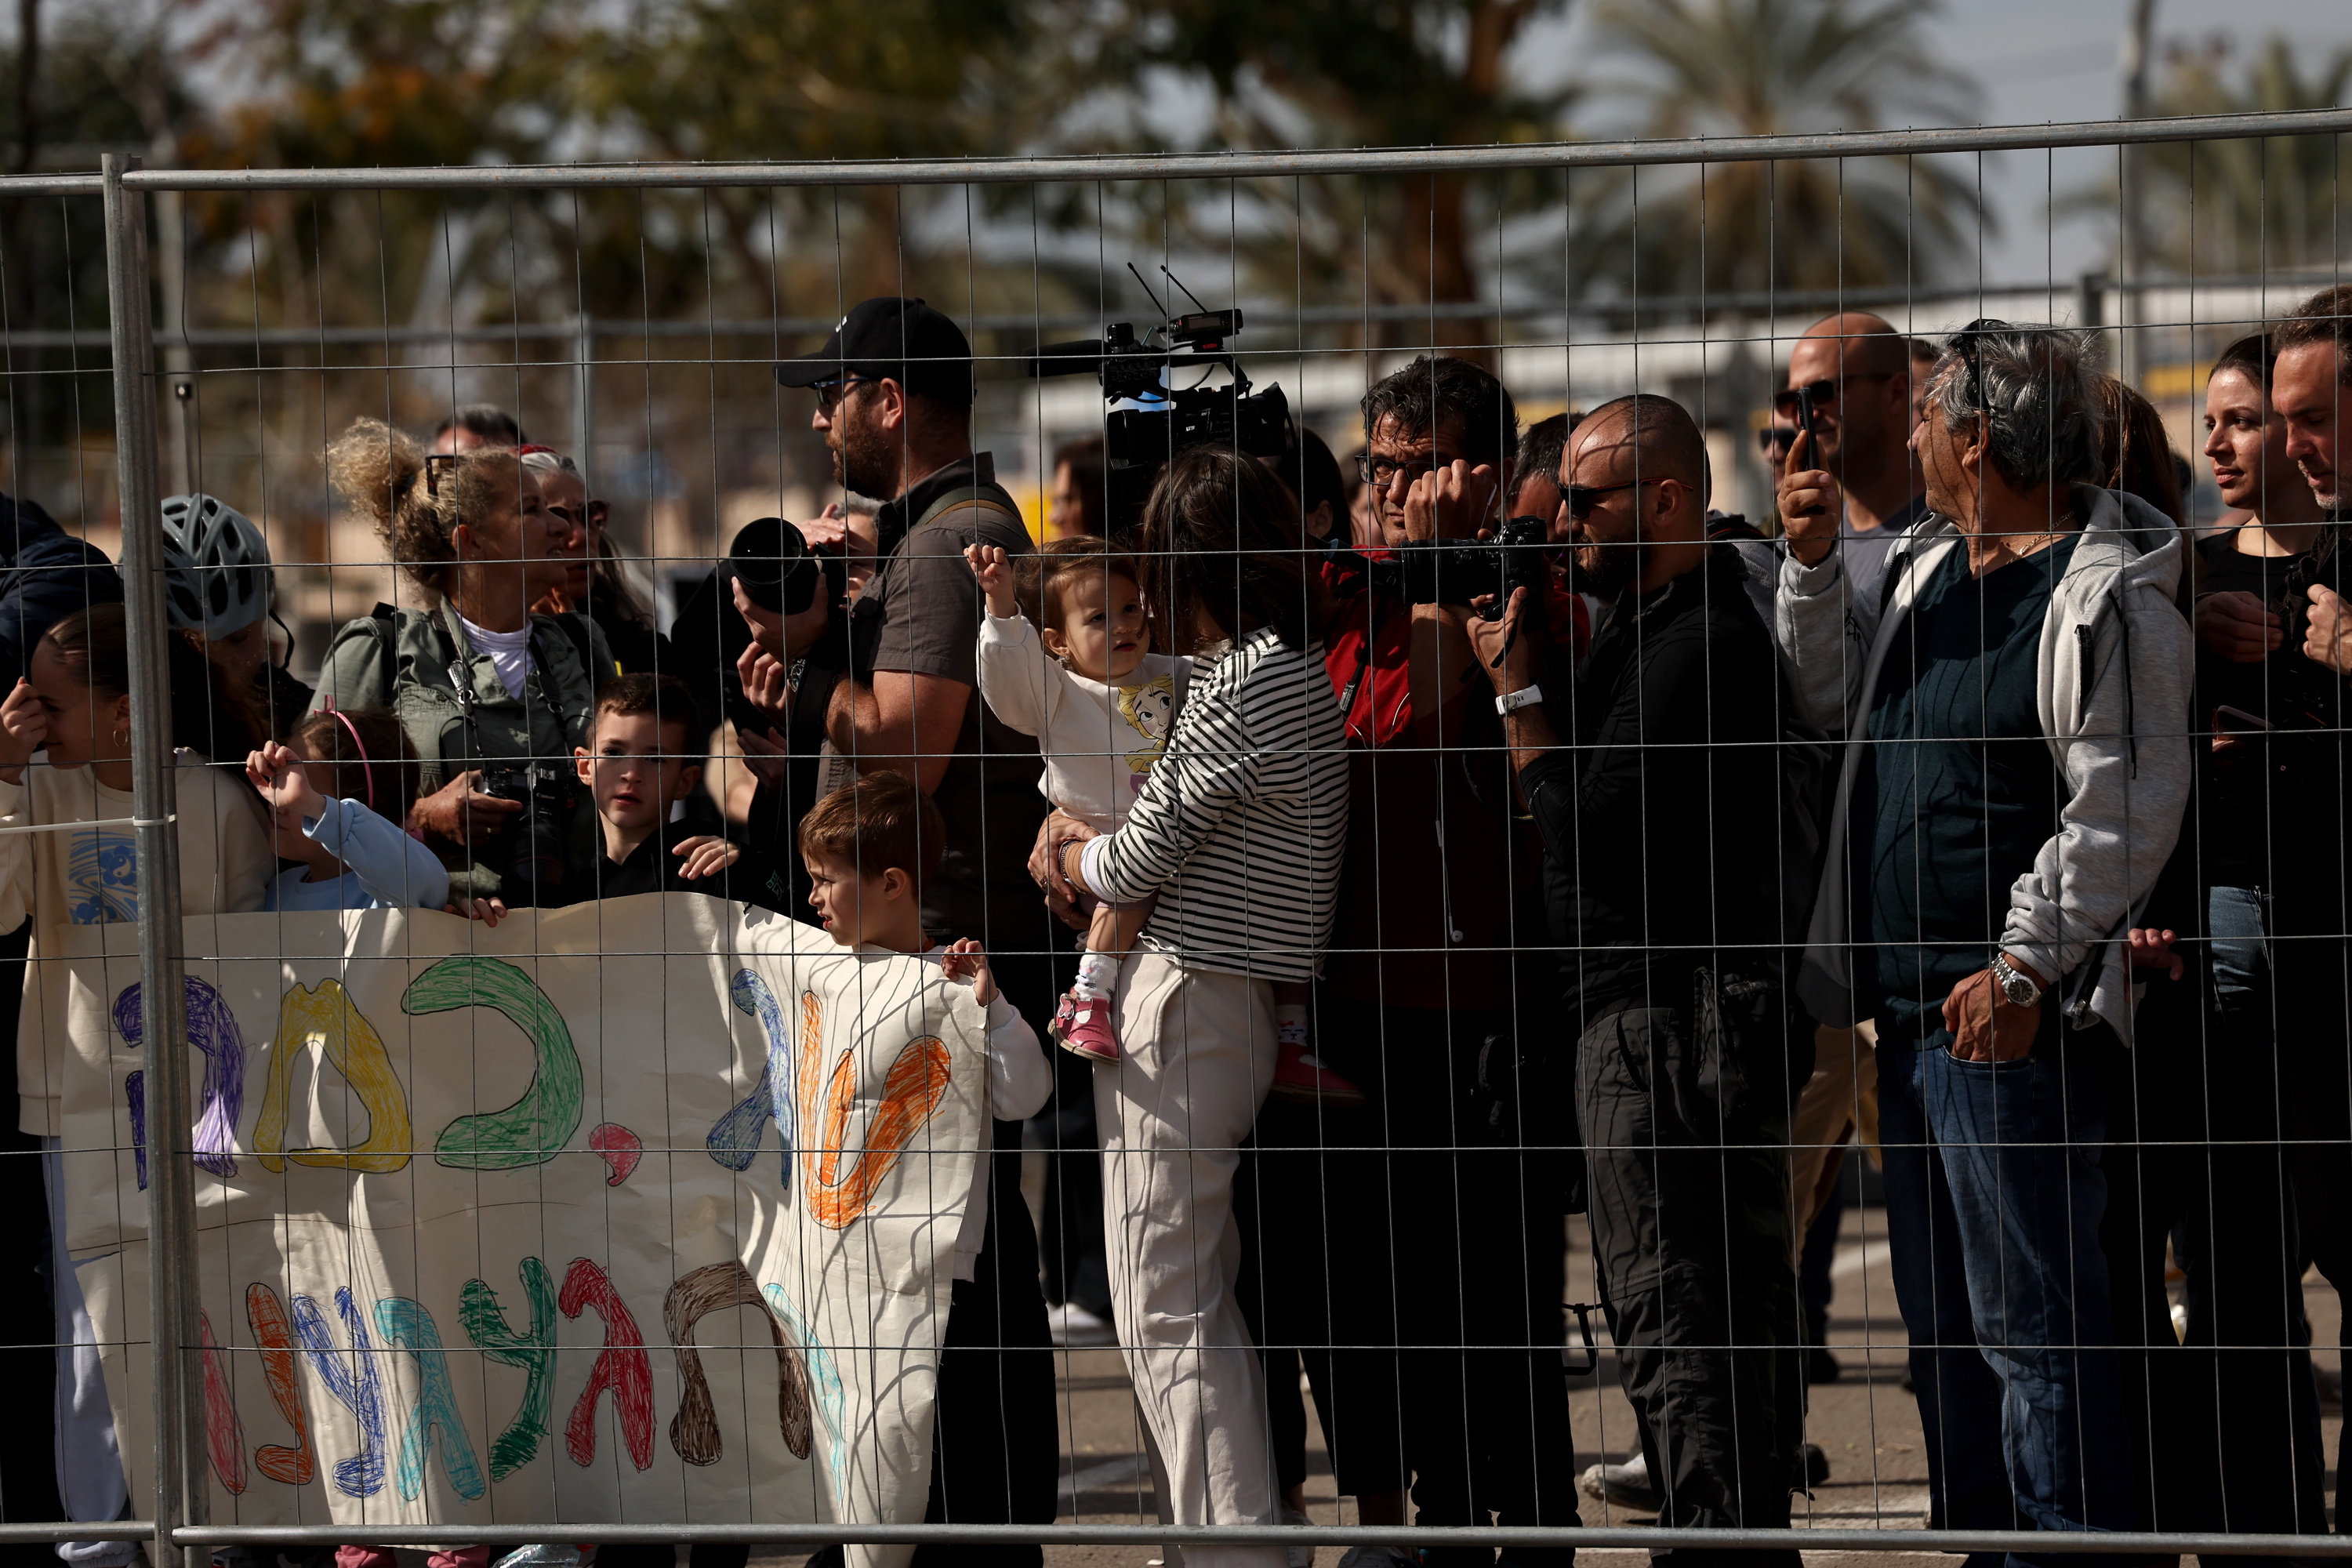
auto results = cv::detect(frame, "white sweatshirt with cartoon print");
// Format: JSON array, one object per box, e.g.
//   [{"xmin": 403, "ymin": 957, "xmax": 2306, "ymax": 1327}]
[{"xmin": 975, "ymin": 608, "xmax": 1191, "ymax": 834}]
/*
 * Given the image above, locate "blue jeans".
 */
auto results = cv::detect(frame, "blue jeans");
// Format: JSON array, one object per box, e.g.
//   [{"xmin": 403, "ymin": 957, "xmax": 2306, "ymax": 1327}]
[
  {"xmin": 2206, "ymin": 884, "xmax": 2272, "ymax": 1030},
  {"xmin": 1876, "ymin": 1031, "xmax": 2135, "ymax": 1563}
]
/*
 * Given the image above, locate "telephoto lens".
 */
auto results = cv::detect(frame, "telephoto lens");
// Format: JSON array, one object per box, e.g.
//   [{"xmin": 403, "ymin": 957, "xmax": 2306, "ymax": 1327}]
[{"xmin": 728, "ymin": 515, "xmax": 826, "ymax": 615}]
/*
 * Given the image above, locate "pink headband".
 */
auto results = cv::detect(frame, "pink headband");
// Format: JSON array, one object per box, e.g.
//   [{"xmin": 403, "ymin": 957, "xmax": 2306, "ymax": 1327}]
[{"xmin": 319, "ymin": 699, "xmax": 373, "ymax": 809}]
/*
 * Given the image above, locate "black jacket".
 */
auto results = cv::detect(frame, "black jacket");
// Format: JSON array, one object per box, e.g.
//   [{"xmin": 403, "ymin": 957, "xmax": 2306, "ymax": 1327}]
[
  {"xmin": 1519, "ymin": 546, "xmax": 1784, "ymax": 1016},
  {"xmin": 588, "ymin": 817, "xmax": 794, "ymax": 914}
]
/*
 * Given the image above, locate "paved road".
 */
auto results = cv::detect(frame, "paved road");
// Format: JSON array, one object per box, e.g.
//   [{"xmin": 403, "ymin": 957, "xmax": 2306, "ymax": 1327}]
[
  {"xmin": 726, "ymin": 1199, "xmax": 2343, "ymax": 1568},
  {"xmin": 1033, "ymin": 1203, "xmax": 2345, "ymax": 1568}
]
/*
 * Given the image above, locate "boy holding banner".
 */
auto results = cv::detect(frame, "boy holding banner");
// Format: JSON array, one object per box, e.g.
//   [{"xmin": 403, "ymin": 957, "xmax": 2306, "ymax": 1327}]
[{"xmin": 800, "ymin": 772, "xmax": 1058, "ymax": 1566}]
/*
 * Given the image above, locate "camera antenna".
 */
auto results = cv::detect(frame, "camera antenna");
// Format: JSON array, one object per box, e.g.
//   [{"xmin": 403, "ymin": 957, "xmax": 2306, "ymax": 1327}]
[
  {"xmin": 1159, "ymin": 265, "xmax": 1211, "ymax": 315},
  {"xmin": 1124, "ymin": 262, "xmax": 1169, "ymax": 320}
]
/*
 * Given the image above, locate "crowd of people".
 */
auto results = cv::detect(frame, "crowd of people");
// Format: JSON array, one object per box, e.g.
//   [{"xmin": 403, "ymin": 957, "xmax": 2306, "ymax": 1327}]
[{"xmin": 0, "ymin": 281, "xmax": 2347, "ymax": 1568}]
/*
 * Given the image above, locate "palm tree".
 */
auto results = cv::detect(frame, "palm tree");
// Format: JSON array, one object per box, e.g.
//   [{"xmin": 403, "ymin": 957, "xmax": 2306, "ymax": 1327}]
[
  {"xmin": 2132, "ymin": 36, "xmax": 2352, "ymax": 278},
  {"xmin": 1565, "ymin": 0, "xmax": 1987, "ymax": 301},
  {"xmin": 1044, "ymin": 0, "xmax": 1581, "ymax": 350}
]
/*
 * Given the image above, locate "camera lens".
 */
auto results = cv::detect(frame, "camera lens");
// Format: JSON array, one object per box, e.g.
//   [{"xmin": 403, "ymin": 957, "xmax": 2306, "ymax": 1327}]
[{"xmin": 728, "ymin": 516, "xmax": 820, "ymax": 615}]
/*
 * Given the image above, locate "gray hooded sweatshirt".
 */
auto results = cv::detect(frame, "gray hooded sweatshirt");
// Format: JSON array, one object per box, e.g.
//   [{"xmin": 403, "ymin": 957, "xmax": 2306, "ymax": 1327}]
[{"xmin": 1776, "ymin": 485, "xmax": 2194, "ymax": 1044}]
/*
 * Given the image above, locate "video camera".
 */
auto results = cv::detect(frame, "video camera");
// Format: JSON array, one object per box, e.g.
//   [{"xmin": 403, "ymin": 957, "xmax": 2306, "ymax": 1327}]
[{"xmin": 1027, "ymin": 268, "xmax": 1293, "ymax": 535}]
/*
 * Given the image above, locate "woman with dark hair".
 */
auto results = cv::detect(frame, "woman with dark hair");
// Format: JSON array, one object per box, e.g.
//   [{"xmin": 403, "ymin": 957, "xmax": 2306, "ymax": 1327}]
[
  {"xmin": 1047, "ymin": 434, "xmax": 1109, "ymax": 540},
  {"xmin": 1283, "ymin": 429, "xmax": 1350, "ymax": 548},
  {"xmin": 1036, "ymin": 446, "xmax": 1347, "ymax": 1568},
  {"xmin": 2095, "ymin": 373, "xmax": 2189, "ymax": 528},
  {"xmin": 523, "ymin": 447, "xmax": 672, "ymax": 678}
]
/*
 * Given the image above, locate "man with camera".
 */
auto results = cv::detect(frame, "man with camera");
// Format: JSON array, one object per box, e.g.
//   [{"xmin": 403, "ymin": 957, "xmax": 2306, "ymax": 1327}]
[
  {"xmin": 743, "ymin": 296, "xmax": 1059, "ymax": 1563},
  {"xmin": 1294, "ymin": 355, "xmax": 1586, "ymax": 1555},
  {"xmin": 1465, "ymin": 393, "xmax": 1802, "ymax": 1566}
]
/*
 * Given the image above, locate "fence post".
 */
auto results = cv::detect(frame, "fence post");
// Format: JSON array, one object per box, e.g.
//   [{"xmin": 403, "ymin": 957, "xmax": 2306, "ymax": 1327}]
[{"xmin": 100, "ymin": 151, "xmax": 203, "ymax": 1568}]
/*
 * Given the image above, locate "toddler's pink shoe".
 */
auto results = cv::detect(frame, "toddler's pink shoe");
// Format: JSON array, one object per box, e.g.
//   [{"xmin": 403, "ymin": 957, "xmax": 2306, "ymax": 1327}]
[
  {"xmin": 1052, "ymin": 987, "xmax": 1120, "ymax": 1063},
  {"xmin": 1270, "ymin": 1040, "xmax": 1364, "ymax": 1108}
]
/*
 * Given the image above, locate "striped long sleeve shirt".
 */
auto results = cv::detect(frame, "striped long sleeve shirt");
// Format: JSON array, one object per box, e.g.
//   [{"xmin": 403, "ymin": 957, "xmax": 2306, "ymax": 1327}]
[{"xmin": 1082, "ymin": 626, "xmax": 1348, "ymax": 982}]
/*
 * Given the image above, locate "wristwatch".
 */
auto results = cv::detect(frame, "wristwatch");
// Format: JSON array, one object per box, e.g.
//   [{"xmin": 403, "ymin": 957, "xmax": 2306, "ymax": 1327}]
[
  {"xmin": 1496, "ymin": 684, "xmax": 1544, "ymax": 716},
  {"xmin": 1991, "ymin": 953, "xmax": 2043, "ymax": 1009}
]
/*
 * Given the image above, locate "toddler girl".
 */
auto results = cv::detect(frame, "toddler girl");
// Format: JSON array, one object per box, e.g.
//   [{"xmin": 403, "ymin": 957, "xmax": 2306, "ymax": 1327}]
[
  {"xmin": 245, "ymin": 704, "xmax": 452, "ymax": 912},
  {"xmin": 968, "ymin": 538, "xmax": 1359, "ymax": 1102},
  {"xmin": 969, "ymin": 537, "xmax": 1183, "ymax": 1061}
]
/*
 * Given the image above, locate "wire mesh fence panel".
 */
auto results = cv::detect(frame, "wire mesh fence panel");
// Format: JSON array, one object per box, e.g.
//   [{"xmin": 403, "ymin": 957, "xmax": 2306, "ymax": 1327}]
[{"xmin": 0, "ymin": 111, "xmax": 2344, "ymax": 1564}]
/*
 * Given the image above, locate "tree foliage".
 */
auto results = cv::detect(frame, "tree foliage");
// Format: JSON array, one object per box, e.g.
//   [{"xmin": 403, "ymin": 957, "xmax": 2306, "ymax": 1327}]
[
  {"xmin": 2136, "ymin": 35, "xmax": 2352, "ymax": 277},
  {"xmin": 1566, "ymin": 0, "xmax": 1987, "ymax": 299}
]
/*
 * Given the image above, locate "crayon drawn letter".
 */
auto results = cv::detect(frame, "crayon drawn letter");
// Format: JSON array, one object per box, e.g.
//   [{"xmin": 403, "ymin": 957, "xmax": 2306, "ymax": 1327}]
[
  {"xmin": 200, "ymin": 1311, "xmax": 248, "ymax": 1495},
  {"xmin": 292, "ymin": 1288, "xmax": 387, "ymax": 1498},
  {"xmin": 376, "ymin": 1298, "xmax": 487, "ymax": 1501},
  {"xmin": 405, "ymin": 957, "xmax": 583, "ymax": 1171},
  {"xmin": 797, "ymin": 991, "xmax": 952, "ymax": 1229},
  {"xmin": 245, "ymin": 1283, "xmax": 314, "ymax": 1486},
  {"xmin": 662, "ymin": 1261, "xmax": 811, "ymax": 1465},
  {"xmin": 557, "ymin": 1258, "xmax": 652, "ymax": 1472},
  {"xmin": 254, "ymin": 979, "xmax": 413, "ymax": 1174},
  {"xmin": 114, "ymin": 976, "xmax": 245, "ymax": 1178},
  {"xmin": 459, "ymin": 1258, "xmax": 557, "ymax": 1480}
]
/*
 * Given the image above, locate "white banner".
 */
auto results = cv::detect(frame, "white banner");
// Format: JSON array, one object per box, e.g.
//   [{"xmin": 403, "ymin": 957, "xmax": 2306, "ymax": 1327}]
[{"xmin": 54, "ymin": 894, "xmax": 989, "ymax": 1560}]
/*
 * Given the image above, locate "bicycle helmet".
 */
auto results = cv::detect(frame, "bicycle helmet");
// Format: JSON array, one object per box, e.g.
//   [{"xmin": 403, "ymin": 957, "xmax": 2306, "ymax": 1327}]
[{"xmin": 160, "ymin": 493, "xmax": 272, "ymax": 638}]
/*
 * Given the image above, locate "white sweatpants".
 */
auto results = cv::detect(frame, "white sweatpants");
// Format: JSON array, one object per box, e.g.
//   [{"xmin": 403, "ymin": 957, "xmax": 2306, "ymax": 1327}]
[
  {"xmin": 1095, "ymin": 953, "xmax": 1283, "ymax": 1568},
  {"xmin": 40, "ymin": 1137, "xmax": 135, "ymax": 1566}
]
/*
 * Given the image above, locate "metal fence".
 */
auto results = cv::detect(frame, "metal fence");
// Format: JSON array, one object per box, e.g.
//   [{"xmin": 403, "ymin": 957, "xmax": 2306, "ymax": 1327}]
[{"xmin": 5, "ymin": 104, "xmax": 2352, "ymax": 1563}]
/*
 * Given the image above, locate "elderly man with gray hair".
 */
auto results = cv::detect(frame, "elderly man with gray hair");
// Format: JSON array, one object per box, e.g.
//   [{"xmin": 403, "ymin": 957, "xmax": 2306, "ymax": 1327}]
[{"xmin": 1776, "ymin": 322, "xmax": 2191, "ymax": 1550}]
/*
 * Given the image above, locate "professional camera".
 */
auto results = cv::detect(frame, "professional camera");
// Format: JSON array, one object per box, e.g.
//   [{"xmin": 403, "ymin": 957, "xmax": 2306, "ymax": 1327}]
[
  {"xmin": 729, "ymin": 515, "xmax": 847, "ymax": 619},
  {"xmin": 1388, "ymin": 514, "xmax": 1552, "ymax": 622},
  {"xmin": 477, "ymin": 760, "xmax": 584, "ymax": 898},
  {"xmin": 448, "ymin": 635, "xmax": 588, "ymax": 904},
  {"xmin": 1028, "ymin": 270, "xmax": 1293, "ymax": 535}
]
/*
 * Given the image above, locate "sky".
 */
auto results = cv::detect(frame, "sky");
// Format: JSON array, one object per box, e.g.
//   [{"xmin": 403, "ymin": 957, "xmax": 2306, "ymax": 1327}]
[{"xmin": 1519, "ymin": 0, "xmax": 2352, "ymax": 286}]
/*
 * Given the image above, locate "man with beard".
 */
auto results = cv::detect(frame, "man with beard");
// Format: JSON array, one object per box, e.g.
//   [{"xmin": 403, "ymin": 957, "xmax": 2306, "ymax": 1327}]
[
  {"xmin": 1464, "ymin": 394, "xmax": 1805, "ymax": 1568},
  {"xmin": 753, "ymin": 296, "xmax": 1057, "ymax": 1568}
]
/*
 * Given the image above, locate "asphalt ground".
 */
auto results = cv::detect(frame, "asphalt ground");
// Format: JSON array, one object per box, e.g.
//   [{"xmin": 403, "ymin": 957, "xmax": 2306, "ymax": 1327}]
[{"xmin": 501, "ymin": 1196, "xmax": 2344, "ymax": 1568}]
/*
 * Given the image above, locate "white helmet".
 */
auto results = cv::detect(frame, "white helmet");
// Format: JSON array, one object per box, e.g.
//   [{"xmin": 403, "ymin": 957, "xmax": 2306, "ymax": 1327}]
[{"xmin": 161, "ymin": 494, "xmax": 273, "ymax": 638}]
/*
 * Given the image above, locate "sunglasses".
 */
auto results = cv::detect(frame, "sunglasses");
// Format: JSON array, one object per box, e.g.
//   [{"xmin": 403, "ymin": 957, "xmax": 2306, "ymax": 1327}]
[
  {"xmin": 812, "ymin": 375, "xmax": 877, "ymax": 414},
  {"xmin": 1564, "ymin": 475, "xmax": 1668, "ymax": 519},
  {"xmin": 1772, "ymin": 372, "xmax": 1896, "ymax": 417}
]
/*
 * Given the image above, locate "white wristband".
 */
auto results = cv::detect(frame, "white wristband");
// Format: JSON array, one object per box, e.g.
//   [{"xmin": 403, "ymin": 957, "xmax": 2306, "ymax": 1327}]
[{"xmin": 1496, "ymin": 684, "xmax": 1544, "ymax": 715}]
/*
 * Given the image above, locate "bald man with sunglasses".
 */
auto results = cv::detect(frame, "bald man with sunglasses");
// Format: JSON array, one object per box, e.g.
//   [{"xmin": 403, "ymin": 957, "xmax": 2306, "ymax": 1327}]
[{"xmin": 1775, "ymin": 312, "xmax": 1929, "ymax": 624}]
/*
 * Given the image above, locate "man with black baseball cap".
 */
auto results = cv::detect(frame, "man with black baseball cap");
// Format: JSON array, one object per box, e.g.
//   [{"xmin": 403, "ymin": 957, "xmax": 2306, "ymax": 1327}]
[{"xmin": 749, "ymin": 296, "xmax": 1058, "ymax": 1561}]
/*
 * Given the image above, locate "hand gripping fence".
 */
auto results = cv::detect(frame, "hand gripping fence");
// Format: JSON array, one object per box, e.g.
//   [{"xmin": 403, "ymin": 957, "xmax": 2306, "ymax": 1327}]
[{"xmin": 13, "ymin": 106, "xmax": 2352, "ymax": 1561}]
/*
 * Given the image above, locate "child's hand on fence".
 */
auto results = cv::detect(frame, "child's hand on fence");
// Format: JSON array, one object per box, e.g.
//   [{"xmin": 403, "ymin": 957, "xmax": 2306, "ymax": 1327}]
[
  {"xmin": 0, "ymin": 678, "xmax": 47, "ymax": 779},
  {"xmin": 965, "ymin": 545, "xmax": 1020, "ymax": 619},
  {"xmin": 446, "ymin": 896, "xmax": 508, "ymax": 927},
  {"xmin": 938, "ymin": 937, "xmax": 999, "ymax": 1005},
  {"xmin": 2128, "ymin": 927, "xmax": 2185, "ymax": 982},
  {"xmin": 245, "ymin": 741, "xmax": 325, "ymax": 828},
  {"xmin": 671, "ymin": 835, "xmax": 740, "ymax": 880}
]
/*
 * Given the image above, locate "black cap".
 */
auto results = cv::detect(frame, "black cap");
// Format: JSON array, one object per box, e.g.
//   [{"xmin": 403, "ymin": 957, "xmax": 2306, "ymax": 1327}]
[{"xmin": 774, "ymin": 296, "xmax": 975, "ymax": 406}]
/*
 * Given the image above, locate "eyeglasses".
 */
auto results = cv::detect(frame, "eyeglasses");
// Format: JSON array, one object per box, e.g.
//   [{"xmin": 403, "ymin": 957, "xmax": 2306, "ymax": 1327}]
[
  {"xmin": 812, "ymin": 375, "xmax": 877, "ymax": 414},
  {"xmin": 1564, "ymin": 476, "xmax": 1668, "ymax": 519},
  {"xmin": 1773, "ymin": 373, "xmax": 1896, "ymax": 417},
  {"xmin": 1356, "ymin": 453, "xmax": 1444, "ymax": 488}
]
